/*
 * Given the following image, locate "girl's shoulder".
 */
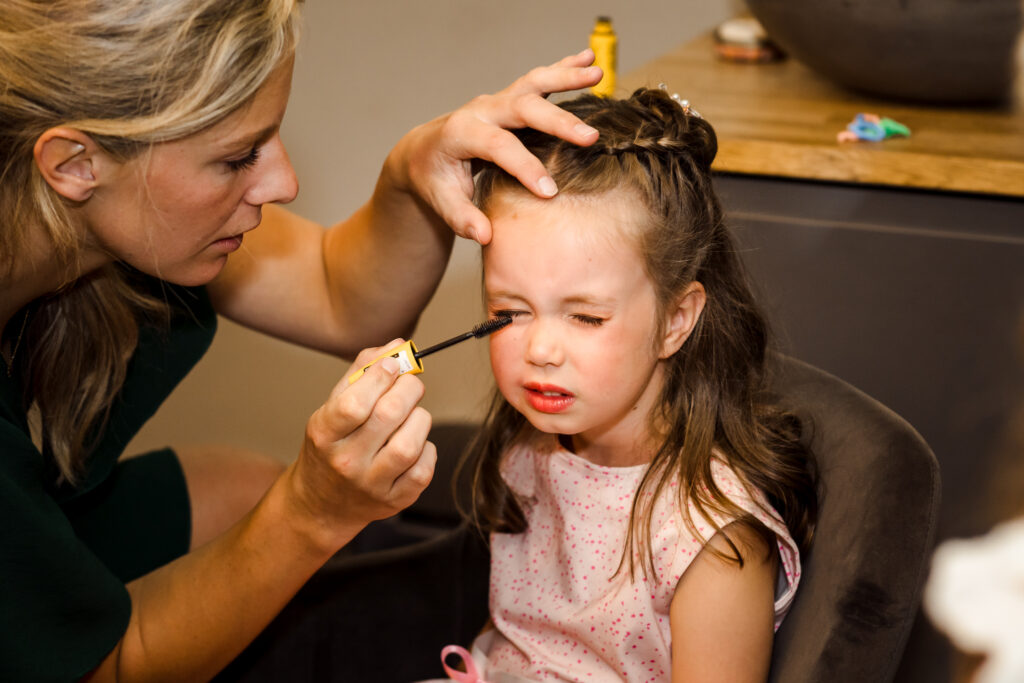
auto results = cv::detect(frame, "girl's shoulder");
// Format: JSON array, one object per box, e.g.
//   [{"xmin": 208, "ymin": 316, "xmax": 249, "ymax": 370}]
[{"xmin": 701, "ymin": 452, "xmax": 784, "ymax": 534}]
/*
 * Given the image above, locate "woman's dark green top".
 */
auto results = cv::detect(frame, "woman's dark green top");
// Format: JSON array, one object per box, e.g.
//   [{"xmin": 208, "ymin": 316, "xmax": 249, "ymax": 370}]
[{"xmin": 0, "ymin": 280, "xmax": 216, "ymax": 682}]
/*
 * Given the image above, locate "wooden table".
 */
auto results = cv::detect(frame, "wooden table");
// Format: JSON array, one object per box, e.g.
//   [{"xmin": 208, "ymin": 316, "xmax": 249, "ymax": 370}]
[{"xmin": 622, "ymin": 32, "xmax": 1024, "ymax": 197}]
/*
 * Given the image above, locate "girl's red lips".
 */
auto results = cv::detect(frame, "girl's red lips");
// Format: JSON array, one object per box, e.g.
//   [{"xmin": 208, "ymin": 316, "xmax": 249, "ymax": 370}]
[
  {"xmin": 524, "ymin": 382, "xmax": 573, "ymax": 396},
  {"xmin": 524, "ymin": 383, "xmax": 575, "ymax": 414}
]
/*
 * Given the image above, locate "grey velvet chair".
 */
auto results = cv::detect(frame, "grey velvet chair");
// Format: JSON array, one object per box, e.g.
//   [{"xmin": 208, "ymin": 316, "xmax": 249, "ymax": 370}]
[
  {"xmin": 766, "ymin": 355, "xmax": 941, "ymax": 682},
  {"xmin": 217, "ymin": 355, "xmax": 940, "ymax": 682}
]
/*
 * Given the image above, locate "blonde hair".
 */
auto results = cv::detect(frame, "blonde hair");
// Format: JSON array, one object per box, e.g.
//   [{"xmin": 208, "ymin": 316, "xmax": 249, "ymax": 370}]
[{"xmin": 0, "ymin": 0, "xmax": 302, "ymax": 483}]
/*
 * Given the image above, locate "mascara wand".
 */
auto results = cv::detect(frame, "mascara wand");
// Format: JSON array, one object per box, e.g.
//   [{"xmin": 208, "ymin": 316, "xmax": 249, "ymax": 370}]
[
  {"xmin": 348, "ymin": 316, "xmax": 512, "ymax": 383},
  {"xmin": 413, "ymin": 316, "xmax": 512, "ymax": 359}
]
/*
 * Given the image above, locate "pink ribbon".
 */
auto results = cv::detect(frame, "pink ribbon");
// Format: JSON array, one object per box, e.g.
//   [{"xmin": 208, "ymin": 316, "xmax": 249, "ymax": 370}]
[{"xmin": 441, "ymin": 644, "xmax": 490, "ymax": 683}]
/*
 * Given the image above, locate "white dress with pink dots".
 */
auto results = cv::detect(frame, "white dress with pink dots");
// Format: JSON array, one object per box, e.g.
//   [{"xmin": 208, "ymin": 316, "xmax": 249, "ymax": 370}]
[{"xmin": 476, "ymin": 432, "xmax": 801, "ymax": 682}]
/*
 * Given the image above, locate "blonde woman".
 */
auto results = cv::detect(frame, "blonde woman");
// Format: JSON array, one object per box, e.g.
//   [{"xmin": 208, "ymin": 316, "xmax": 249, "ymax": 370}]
[{"xmin": 0, "ymin": 1, "xmax": 601, "ymax": 680}]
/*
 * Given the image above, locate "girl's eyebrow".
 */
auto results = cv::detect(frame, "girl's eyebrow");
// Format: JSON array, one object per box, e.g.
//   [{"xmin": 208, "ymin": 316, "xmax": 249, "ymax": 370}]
[
  {"xmin": 563, "ymin": 294, "xmax": 610, "ymax": 305},
  {"xmin": 485, "ymin": 290, "xmax": 526, "ymax": 302},
  {"xmin": 487, "ymin": 292, "xmax": 614, "ymax": 311}
]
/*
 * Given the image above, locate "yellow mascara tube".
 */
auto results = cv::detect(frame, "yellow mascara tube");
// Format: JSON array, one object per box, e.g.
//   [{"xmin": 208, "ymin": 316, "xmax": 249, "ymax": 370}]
[{"xmin": 348, "ymin": 316, "xmax": 512, "ymax": 384}]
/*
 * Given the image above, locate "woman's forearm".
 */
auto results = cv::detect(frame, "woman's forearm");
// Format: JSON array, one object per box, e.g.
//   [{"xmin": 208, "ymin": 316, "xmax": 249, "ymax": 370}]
[
  {"xmin": 82, "ymin": 466, "xmax": 349, "ymax": 682},
  {"xmin": 321, "ymin": 131, "xmax": 457, "ymax": 353}
]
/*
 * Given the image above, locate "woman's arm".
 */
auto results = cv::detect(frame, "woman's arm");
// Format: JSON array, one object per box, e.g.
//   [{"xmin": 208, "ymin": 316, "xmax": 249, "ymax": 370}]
[
  {"xmin": 209, "ymin": 51, "xmax": 601, "ymax": 357},
  {"xmin": 83, "ymin": 350, "xmax": 434, "ymax": 682},
  {"xmin": 670, "ymin": 522, "xmax": 779, "ymax": 683}
]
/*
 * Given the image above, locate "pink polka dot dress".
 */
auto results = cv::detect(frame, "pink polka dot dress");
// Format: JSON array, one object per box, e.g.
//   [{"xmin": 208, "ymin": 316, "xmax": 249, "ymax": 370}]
[{"xmin": 475, "ymin": 432, "xmax": 801, "ymax": 682}]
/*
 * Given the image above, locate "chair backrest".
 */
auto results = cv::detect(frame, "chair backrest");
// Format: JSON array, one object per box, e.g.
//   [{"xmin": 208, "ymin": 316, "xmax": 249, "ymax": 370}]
[{"xmin": 768, "ymin": 355, "xmax": 941, "ymax": 682}]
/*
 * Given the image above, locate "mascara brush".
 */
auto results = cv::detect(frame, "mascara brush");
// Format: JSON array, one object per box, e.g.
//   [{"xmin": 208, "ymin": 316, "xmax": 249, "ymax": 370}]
[{"xmin": 348, "ymin": 316, "xmax": 512, "ymax": 383}]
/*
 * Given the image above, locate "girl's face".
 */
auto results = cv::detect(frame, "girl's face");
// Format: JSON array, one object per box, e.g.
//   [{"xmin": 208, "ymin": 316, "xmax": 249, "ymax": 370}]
[
  {"xmin": 81, "ymin": 59, "xmax": 299, "ymax": 286},
  {"xmin": 484, "ymin": 191, "xmax": 674, "ymax": 466}
]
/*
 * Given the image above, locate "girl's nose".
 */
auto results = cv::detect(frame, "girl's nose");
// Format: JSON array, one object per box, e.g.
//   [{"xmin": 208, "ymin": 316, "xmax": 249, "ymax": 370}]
[
  {"xmin": 246, "ymin": 135, "xmax": 299, "ymax": 206},
  {"xmin": 524, "ymin": 319, "xmax": 564, "ymax": 367}
]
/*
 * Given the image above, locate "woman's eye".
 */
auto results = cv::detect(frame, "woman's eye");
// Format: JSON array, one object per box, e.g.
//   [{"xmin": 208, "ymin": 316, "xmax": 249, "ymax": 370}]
[
  {"xmin": 225, "ymin": 146, "xmax": 261, "ymax": 172},
  {"xmin": 572, "ymin": 314, "xmax": 605, "ymax": 327}
]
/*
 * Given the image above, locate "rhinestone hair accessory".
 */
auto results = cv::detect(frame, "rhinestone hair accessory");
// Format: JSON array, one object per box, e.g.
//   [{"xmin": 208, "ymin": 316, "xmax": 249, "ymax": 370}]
[{"xmin": 658, "ymin": 83, "xmax": 702, "ymax": 119}]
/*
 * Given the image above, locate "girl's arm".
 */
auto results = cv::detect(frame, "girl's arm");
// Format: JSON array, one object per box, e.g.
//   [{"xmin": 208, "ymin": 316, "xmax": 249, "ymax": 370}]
[
  {"xmin": 209, "ymin": 51, "xmax": 601, "ymax": 357},
  {"xmin": 670, "ymin": 522, "xmax": 779, "ymax": 683}
]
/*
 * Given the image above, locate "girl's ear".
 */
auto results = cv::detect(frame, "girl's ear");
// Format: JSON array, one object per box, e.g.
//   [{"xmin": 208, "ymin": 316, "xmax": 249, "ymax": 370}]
[
  {"xmin": 34, "ymin": 127, "xmax": 102, "ymax": 202},
  {"xmin": 659, "ymin": 281, "xmax": 706, "ymax": 359}
]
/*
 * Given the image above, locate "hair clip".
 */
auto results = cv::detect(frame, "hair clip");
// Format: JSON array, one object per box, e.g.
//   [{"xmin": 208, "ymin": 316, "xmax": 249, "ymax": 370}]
[{"xmin": 658, "ymin": 83, "xmax": 702, "ymax": 119}]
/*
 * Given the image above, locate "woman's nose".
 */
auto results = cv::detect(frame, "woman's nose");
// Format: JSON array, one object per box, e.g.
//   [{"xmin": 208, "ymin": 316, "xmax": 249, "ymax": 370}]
[
  {"xmin": 247, "ymin": 136, "xmax": 298, "ymax": 205},
  {"xmin": 524, "ymin": 319, "xmax": 563, "ymax": 367}
]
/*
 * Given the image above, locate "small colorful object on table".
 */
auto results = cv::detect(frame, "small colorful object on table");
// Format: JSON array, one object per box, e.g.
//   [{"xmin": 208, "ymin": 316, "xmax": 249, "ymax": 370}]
[{"xmin": 837, "ymin": 112, "xmax": 911, "ymax": 143}]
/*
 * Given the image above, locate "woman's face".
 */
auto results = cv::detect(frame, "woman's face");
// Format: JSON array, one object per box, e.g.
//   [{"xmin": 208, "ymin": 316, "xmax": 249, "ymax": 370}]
[
  {"xmin": 483, "ymin": 191, "xmax": 670, "ymax": 466},
  {"xmin": 81, "ymin": 59, "xmax": 299, "ymax": 286}
]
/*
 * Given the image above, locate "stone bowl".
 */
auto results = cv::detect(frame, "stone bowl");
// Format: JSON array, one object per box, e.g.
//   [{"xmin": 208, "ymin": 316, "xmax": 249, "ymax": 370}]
[{"xmin": 744, "ymin": 0, "xmax": 1022, "ymax": 104}]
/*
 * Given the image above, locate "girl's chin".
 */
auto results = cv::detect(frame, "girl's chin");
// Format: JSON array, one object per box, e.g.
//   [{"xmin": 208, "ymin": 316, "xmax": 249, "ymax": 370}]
[{"xmin": 521, "ymin": 413, "xmax": 579, "ymax": 437}]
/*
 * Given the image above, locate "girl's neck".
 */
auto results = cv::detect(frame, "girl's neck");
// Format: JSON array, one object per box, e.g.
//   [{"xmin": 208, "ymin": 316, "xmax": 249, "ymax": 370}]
[{"xmin": 558, "ymin": 430, "xmax": 659, "ymax": 468}]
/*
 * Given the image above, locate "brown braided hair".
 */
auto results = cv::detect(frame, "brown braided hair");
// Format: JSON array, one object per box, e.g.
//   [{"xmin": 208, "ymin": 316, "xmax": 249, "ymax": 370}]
[{"xmin": 461, "ymin": 88, "xmax": 818, "ymax": 578}]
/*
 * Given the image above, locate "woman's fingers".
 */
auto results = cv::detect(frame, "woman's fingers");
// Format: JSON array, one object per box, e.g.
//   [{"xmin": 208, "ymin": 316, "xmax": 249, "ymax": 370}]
[
  {"xmin": 449, "ymin": 98, "xmax": 599, "ymax": 199},
  {"xmin": 285, "ymin": 341, "xmax": 440, "ymax": 552},
  {"xmin": 422, "ymin": 165, "xmax": 492, "ymax": 243},
  {"xmin": 368, "ymin": 404, "xmax": 435, "ymax": 501},
  {"xmin": 400, "ymin": 49, "xmax": 602, "ymax": 244},
  {"xmin": 502, "ymin": 54, "xmax": 603, "ymax": 99}
]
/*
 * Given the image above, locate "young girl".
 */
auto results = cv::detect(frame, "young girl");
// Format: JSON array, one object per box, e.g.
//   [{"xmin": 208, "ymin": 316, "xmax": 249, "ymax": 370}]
[{"xmin": 443, "ymin": 88, "xmax": 819, "ymax": 682}]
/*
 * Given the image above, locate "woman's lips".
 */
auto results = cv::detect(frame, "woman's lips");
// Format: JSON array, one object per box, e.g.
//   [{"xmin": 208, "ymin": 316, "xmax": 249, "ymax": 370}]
[
  {"xmin": 211, "ymin": 234, "xmax": 244, "ymax": 253},
  {"xmin": 524, "ymin": 383, "xmax": 575, "ymax": 414}
]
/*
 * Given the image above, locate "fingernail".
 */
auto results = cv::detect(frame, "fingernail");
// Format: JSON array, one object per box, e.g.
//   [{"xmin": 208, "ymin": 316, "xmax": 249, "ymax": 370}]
[
  {"xmin": 379, "ymin": 357, "xmax": 399, "ymax": 375},
  {"xmin": 538, "ymin": 176, "xmax": 558, "ymax": 197},
  {"xmin": 574, "ymin": 123, "xmax": 598, "ymax": 138}
]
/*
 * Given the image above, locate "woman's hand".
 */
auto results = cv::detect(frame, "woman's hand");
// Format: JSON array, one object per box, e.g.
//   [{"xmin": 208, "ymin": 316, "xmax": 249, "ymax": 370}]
[
  {"xmin": 389, "ymin": 48, "xmax": 603, "ymax": 244},
  {"xmin": 285, "ymin": 341, "xmax": 436, "ymax": 552}
]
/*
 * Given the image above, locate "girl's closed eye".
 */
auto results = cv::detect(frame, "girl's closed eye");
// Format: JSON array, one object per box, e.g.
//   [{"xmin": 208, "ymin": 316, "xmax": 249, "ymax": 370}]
[
  {"xmin": 571, "ymin": 313, "xmax": 605, "ymax": 327},
  {"xmin": 491, "ymin": 309, "xmax": 527, "ymax": 321},
  {"xmin": 225, "ymin": 145, "xmax": 261, "ymax": 172}
]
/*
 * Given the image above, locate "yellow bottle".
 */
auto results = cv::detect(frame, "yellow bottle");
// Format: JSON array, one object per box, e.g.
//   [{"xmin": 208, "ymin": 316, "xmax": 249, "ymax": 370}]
[{"xmin": 589, "ymin": 16, "xmax": 617, "ymax": 98}]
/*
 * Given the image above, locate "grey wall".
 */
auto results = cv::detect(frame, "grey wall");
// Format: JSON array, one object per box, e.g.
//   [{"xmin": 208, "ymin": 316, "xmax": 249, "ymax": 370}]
[{"xmin": 127, "ymin": 1, "xmax": 739, "ymax": 461}]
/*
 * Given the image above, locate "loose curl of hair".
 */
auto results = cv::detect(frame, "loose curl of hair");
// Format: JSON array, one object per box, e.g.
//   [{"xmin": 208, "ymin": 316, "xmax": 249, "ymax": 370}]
[
  {"xmin": 0, "ymin": 0, "xmax": 302, "ymax": 483},
  {"xmin": 460, "ymin": 88, "xmax": 818, "ymax": 578}
]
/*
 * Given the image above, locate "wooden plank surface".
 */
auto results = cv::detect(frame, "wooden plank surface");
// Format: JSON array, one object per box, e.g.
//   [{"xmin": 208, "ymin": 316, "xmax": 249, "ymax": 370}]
[{"xmin": 621, "ymin": 33, "xmax": 1024, "ymax": 198}]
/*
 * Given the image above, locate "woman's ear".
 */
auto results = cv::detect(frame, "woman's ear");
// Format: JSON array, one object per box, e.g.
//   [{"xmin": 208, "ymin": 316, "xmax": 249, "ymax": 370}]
[
  {"xmin": 659, "ymin": 281, "xmax": 707, "ymax": 359},
  {"xmin": 33, "ymin": 127, "xmax": 101, "ymax": 201}
]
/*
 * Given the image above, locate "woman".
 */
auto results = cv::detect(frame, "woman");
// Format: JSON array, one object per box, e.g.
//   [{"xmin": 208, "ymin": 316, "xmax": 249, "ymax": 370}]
[{"xmin": 0, "ymin": 0, "xmax": 600, "ymax": 680}]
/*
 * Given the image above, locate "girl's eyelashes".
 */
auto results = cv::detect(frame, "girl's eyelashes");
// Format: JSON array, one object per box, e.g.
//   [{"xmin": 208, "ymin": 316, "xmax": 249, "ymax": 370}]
[
  {"xmin": 572, "ymin": 314, "xmax": 605, "ymax": 327},
  {"xmin": 491, "ymin": 309, "xmax": 525, "ymax": 320},
  {"xmin": 225, "ymin": 145, "xmax": 261, "ymax": 172},
  {"xmin": 490, "ymin": 308, "xmax": 605, "ymax": 327}
]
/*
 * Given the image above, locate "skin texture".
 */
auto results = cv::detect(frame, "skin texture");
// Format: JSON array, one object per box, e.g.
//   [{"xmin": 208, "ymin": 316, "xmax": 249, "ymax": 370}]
[
  {"xmin": 483, "ymin": 189, "xmax": 778, "ymax": 681},
  {"xmin": 8, "ymin": 48, "xmax": 605, "ymax": 682},
  {"xmin": 670, "ymin": 523, "xmax": 779, "ymax": 683},
  {"xmin": 484, "ymin": 190, "xmax": 703, "ymax": 466}
]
